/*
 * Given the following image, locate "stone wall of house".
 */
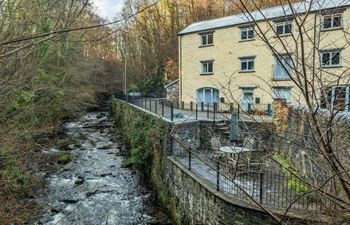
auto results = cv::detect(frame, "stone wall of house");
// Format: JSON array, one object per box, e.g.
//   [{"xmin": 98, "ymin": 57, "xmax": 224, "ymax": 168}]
[{"xmin": 166, "ymin": 81, "xmax": 179, "ymax": 102}]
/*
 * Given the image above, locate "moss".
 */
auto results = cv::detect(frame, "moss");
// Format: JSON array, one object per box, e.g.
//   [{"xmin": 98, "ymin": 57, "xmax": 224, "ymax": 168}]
[
  {"xmin": 113, "ymin": 98, "xmax": 187, "ymax": 225},
  {"xmin": 57, "ymin": 154, "xmax": 71, "ymax": 164}
]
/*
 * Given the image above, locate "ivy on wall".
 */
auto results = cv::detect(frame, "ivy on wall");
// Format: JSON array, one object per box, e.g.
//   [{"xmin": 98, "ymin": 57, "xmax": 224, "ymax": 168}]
[{"xmin": 113, "ymin": 99, "xmax": 183, "ymax": 224}]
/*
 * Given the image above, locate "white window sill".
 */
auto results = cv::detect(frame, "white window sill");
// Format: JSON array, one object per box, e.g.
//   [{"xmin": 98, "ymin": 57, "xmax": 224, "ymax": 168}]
[
  {"xmin": 274, "ymin": 33, "xmax": 292, "ymax": 38},
  {"xmin": 239, "ymin": 70, "xmax": 255, "ymax": 73},
  {"xmin": 321, "ymin": 27, "xmax": 343, "ymax": 32},
  {"xmin": 272, "ymin": 78, "xmax": 291, "ymax": 81},
  {"xmin": 239, "ymin": 38, "xmax": 256, "ymax": 43},
  {"xmin": 321, "ymin": 65, "xmax": 343, "ymax": 68},
  {"xmin": 199, "ymin": 44, "xmax": 214, "ymax": 48},
  {"xmin": 200, "ymin": 73, "xmax": 214, "ymax": 76}
]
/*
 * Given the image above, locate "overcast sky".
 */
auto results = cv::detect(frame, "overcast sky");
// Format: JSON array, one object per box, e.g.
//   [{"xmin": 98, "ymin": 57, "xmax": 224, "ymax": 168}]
[{"xmin": 91, "ymin": 0, "xmax": 124, "ymax": 21}]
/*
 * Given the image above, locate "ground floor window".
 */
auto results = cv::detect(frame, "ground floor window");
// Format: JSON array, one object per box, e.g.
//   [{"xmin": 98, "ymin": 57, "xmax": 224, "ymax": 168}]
[
  {"xmin": 196, "ymin": 88, "xmax": 219, "ymax": 105},
  {"xmin": 273, "ymin": 87, "xmax": 292, "ymax": 103},
  {"xmin": 320, "ymin": 86, "xmax": 349, "ymax": 112}
]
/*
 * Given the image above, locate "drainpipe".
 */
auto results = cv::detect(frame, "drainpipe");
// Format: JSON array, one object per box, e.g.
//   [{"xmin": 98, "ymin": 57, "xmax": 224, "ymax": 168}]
[{"xmin": 178, "ymin": 35, "xmax": 182, "ymax": 103}]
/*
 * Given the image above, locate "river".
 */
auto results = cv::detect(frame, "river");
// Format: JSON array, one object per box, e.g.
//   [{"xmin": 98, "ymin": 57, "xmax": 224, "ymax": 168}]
[{"xmin": 35, "ymin": 111, "xmax": 171, "ymax": 225}]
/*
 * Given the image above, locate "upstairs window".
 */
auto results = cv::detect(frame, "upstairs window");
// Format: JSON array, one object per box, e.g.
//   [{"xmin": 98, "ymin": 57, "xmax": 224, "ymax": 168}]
[
  {"xmin": 275, "ymin": 21, "xmax": 292, "ymax": 36},
  {"xmin": 320, "ymin": 50, "xmax": 342, "ymax": 67},
  {"xmin": 322, "ymin": 14, "xmax": 342, "ymax": 30},
  {"xmin": 200, "ymin": 32, "xmax": 214, "ymax": 46},
  {"xmin": 201, "ymin": 60, "xmax": 214, "ymax": 74},
  {"xmin": 274, "ymin": 55, "xmax": 292, "ymax": 80},
  {"xmin": 240, "ymin": 57, "xmax": 255, "ymax": 72},
  {"xmin": 240, "ymin": 27, "xmax": 255, "ymax": 41}
]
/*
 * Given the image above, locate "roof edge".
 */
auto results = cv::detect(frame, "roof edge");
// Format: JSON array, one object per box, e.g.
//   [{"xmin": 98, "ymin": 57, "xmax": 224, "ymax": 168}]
[{"xmin": 177, "ymin": 1, "xmax": 350, "ymax": 36}]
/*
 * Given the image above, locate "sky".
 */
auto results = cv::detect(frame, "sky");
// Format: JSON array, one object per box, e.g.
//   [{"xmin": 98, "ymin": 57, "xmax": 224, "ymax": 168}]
[{"xmin": 91, "ymin": 0, "xmax": 124, "ymax": 21}]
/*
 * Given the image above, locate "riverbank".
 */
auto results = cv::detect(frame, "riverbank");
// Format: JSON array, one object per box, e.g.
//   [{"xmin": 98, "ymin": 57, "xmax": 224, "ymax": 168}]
[{"xmin": 34, "ymin": 111, "xmax": 172, "ymax": 224}]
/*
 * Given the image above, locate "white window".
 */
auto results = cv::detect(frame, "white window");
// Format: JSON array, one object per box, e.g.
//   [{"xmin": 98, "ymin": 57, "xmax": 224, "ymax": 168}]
[
  {"xmin": 274, "ymin": 55, "xmax": 292, "ymax": 80},
  {"xmin": 273, "ymin": 87, "xmax": 292, "ymax": 103},
  {"xmin": 321, "ymin": 86, "xmax": 349, "ymax": 112},
  {"xmin": 275, "ymin": 21, "xmax": 292, "ymax": 36},
  {"xmin": 240, "ymin": 27, "xmax": 255, "ymax": 41},
  {"xmin": 321, "ymin": 50, "xmax": 342, "ymax": 67},
  {"xmin": 200, "ymin": 33, "xmax": 214, "ymax": 46},
  {"xmin": 322, "ymin": 14, "xmax": 342, "ymax": 30},
  {"xmin": 201, "ymin": 61, "xmax": 213, "ymax": 74},
  {"xmin": 240, "ymin": 57, "xmax": 255, "ymax": 72}
]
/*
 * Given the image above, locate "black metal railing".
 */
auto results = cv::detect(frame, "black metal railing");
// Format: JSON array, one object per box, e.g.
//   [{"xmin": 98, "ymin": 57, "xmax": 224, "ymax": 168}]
[
  {"xmin": 116, "ymin": 95, "xmax": 274, "ymax": 122},
  {"xmin": 171, "ymin": 146, "xmax": 327, "ymax": 213}
]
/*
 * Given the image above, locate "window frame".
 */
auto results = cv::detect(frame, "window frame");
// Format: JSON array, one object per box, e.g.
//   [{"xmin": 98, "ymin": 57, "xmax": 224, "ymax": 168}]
[
  {"xmin": 273, "ymin": 87, "xmax": 292, "ymax": 103},
  {"xmin": 275, "ymin": 21, "xmax": 293, "ymax": 36},
  {"xmin": 273, "ymin": 55, "xmax": 293, "ymax": 80},
  {"xmin": 196, "ymin": 87, "xmax": 219, "ymax": 106},
  {"xmin": 240, "ymin": 57, "xmax": 256, "ymax": 72},
  {"xmin": 200, "ymin": 60, "xmax": 214, "ymax": 75},
  {"xmin": 320, "ymin": 50, "xmax": 342, "ymax": 68},
  {"xmin": 200, "ymin": 32, "xmax": 214, "ymax": 46},
  {"xmin": 321, "ymin": 13, "xmax": 343, "ymax": 30},
  {"xmin": 240, "ymin": 27, "xmax": 255, "ymax": 41},
  {"xmin": 320, "ymin": 86, "xmax": 349, "ymax": 112}
]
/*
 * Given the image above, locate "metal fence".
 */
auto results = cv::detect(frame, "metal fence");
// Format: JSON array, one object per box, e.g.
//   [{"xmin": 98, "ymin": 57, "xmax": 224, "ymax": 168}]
[
  {"xmin": 119, "ymin": 95, "xmax": 274, "ymax": 122},
  {"xmin": 172, "ymin": 147, "xmax": 330, "ymax": 214}
]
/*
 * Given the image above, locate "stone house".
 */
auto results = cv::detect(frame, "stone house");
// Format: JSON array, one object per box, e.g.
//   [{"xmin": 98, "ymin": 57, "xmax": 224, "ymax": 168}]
[{"xmin": 178, "ymin": 0, "xmax": 350, "ymax": 113}]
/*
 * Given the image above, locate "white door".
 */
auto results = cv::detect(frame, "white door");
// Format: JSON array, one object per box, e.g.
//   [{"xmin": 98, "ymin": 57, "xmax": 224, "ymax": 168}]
[
  {"xmin": 196, "ymin": 88, "xmax": 219, "ymax": 106},
  {"xmin": 242, "ymin": 89, "xmax": 254, "ymax": 112}
]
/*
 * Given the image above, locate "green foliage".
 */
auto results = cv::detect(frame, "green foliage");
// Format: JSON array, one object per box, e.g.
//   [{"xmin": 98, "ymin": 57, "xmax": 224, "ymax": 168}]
[
  {"xmin": 131, "ymin": 66, "xmax": 165, "ymax": 97},
  {"xmin": 38, "ymin": 42, "xmax": 53, "ymax": 61},
  {"xmin": 127, "ymin": 83, "xmax": 140, "ymax": 92},
  {"xmin": 57, "ymin": 154, "xmax": 71, "ymax": 164},
  {"xmin": 273, "ymin": 150, "xmax": 310, "ymax": 194},
  {"xmin": 6, "ymin": 90, "xmax": 36, "ymax": 115},
  {"xmin": 113, "ymin": 99, "xmax": 168, "ymax": 176},
  {"xmin": 288, "ymin": 179, "xmax": 310, "ymax": 194},
  {"xmin": 273, "ymin": 150, "xmax": 294, "ymax": 171},
  {"xmin": 0, "ymin": 148, "xmax": 30, "ymax": 193}
]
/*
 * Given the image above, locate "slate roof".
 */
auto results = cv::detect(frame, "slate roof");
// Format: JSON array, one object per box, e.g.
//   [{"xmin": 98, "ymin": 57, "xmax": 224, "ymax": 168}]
[
  {"xmin": 178, "ymin": 0, "xmax": 350, "ymax": 35},
  {"xmin": 164, "ymin": 79, "xmax": 179, "ymax": 89}
]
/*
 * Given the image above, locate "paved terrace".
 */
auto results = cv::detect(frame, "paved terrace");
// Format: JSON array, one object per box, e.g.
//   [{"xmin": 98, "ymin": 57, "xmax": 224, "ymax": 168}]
[{"xmin": 175, "ymin": 154, "xmax": 319, "ymax": 213}]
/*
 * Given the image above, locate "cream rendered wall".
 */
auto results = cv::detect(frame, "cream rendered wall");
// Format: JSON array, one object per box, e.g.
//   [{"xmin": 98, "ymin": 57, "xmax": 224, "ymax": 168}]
[{"xmin": 179, "ymin": 8, "xmax": 350, "ymax": 108}]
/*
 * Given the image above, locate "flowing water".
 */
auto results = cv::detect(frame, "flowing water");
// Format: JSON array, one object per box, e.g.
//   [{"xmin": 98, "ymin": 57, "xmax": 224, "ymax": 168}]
[{"xmin": 35, "ymin": 112, "xmax": 170, "ymax": 225}]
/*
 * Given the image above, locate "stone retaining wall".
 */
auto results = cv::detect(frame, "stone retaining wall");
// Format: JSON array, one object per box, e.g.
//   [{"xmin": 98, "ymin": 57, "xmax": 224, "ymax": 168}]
[{"xmin": 113, "ymin": 99, "xmax": 319, "ymax": 225}]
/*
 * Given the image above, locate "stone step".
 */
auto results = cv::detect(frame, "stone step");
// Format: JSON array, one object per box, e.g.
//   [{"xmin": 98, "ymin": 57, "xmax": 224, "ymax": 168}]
[{"xmin": 215, "ymin": 122, "xmax": 227, "ymax": 126}]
